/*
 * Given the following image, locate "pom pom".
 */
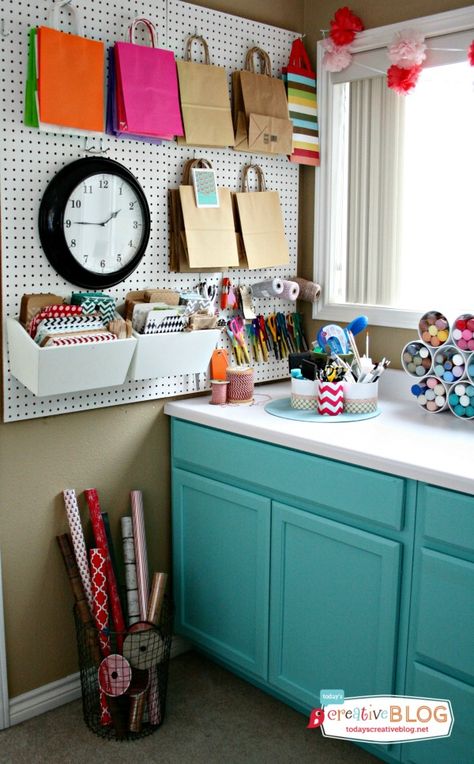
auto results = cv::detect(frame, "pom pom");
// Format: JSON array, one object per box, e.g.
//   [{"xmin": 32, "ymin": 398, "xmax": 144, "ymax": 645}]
[
  {"xmin": 387, "ymin": 64, "xmax": 422, "ymax": 94},
  {"xmin": 329, "ymin": 7, "xmax": 364, "ymax": 47},
  {"xmin": 322, "ymin": 37, "xmax": 353, "ymax": 72},
  {"xmin": 388, "ymin": 30, "xmax": 427, "ymax": 68},
  {"xmin": 469, "ymin": 40, "xmax": 474, "ymax": 66}
]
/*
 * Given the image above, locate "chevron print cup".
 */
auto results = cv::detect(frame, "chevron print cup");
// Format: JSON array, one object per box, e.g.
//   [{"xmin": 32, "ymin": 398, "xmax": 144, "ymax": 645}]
[{"xmin": 317, "ymin": 381, "xmax": 344, "ymax": 416}]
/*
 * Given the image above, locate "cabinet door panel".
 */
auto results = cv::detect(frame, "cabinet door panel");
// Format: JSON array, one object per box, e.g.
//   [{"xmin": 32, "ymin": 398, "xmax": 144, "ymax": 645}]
[
  {"xmin": 403, "ymin": 662, "xmax": 474, "ymax": 764},
  {"xmin": 269, "ymin": 502, "xmax": 401, "ymax": 707},
  {"xmin": 172, "ymin": 469, "xmax": 270, "ymax": 678}
]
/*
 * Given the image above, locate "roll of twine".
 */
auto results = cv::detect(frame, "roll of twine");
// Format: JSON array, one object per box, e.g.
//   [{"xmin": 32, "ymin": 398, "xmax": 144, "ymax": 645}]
[
  {"xmin": 292, "ymin": 277, "xmax": 321, "ymax": 303},
  {"xmin": 280, "ymin": 280, "xmax": 300, "ymax": 301},
  {"xmin": 227, "ymin": 367, "xmax": 254, "ymax": 404},
  {"xmin": 251, "ymin": 279, "xmax": 283, "ymax": 298},
  {"xmin": 210, "ymin": 379, "xmax": 229, "ymax": 405}
]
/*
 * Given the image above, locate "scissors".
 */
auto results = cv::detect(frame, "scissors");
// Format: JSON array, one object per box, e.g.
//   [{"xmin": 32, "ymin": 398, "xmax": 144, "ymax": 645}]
[
  {"xmin": 266, "ymin": 314, "xmax": 280, "ymax": 360},
  {"xmin": 229, "ymin": 316, "xmax": 251, "ymax": 365}
]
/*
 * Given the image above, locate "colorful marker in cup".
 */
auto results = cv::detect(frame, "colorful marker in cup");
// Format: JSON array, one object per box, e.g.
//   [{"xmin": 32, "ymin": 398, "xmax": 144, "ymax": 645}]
[
  {"xmin": 418, "ymin": 311, "xmax": 450, "ymax": 348},
  {"xmin": 451, "ymin": 313, "xmax": 474, "ymax": 352},
  {"xmin": 433, "ymin": 344, "xmax": 466, "ymax": 384},
  {"xmin": 467, "ymin": 352, "xmax": 474, "ymax": 385},
  {"xmin": 411, "ymin": 376, "xmax": 447, "ymax": 413},
  {"xmin": 401, "ymin": 341, "xmax": 432, "ymax": 377},
  {"xmin": 447, "ymin": 381, "xmax": 474, "ymax": 419}
]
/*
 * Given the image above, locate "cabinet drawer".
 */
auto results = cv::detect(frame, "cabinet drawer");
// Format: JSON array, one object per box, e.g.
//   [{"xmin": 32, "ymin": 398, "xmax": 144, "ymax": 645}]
[
  {"xmin": 172, "ymin": 419, "xmax": 405, "ymax": 531},
  {"xmin": 418, "ymin": 485, "xmax": 474, "ymax": 554}
]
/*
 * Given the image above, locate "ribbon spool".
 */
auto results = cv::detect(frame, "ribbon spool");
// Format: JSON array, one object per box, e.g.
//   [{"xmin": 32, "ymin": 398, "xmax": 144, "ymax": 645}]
[
  {"xmin": 227, "ymin": 367, "xmax": 254, "ymax": 404},
  {"xmin": 210, "ymin": 379, "xmax": 229, "ymax": 405},
  {"xmin": 122, "ymin": 622, "xmax": 163, "ymax": 669},
  {"xmin": 98, "ymin": 654, "xmax": 132, "ymax": 697},
  {"xmin": 292, "ymin": 277, "xmax": 321, "ymax": 303},
  {"xmin": 280, "ymin": 280, "xmax": 300, "ymax": 301}
]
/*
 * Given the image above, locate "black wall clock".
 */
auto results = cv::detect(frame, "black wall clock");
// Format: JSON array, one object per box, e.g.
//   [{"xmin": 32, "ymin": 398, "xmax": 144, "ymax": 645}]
[{"xmin": 38, "ymin": 157, "xmax": 151, "ymax": 289}]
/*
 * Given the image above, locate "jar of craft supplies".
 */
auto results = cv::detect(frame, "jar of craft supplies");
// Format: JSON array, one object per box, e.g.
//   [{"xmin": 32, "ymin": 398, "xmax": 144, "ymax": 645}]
[
  {"xmin": 227, "ymin": 367, "xmax": 254, "ymax": 404},
  {"xmin": 447, "ymin": 381, "xmax": 474, "ymax": 420},
  {"xmin": 317, "ymin": 381, "xmax": 344, "ymax": 416},
  {"xmin": 210, "ymin": 379, "xmax": 229, "ymax": 405},
  {"xmin": 451, "ymin": 313, "xmax": 474, "ymax": 352},
  {"xmin": 74, "ymin": 596, "xmax": 173, "ymax": 741},
  {"xmin": 401, "ymin": 341, "xmax": 433, "ymax": 378},
  {"xmin": 411, "ymin": 376, "xmax": 448, "ymax": 413},
  {"xmin": 291, "ymin": 375, "xmax": 318, "ymax": 411},
  {"xmin": 432, "ymin": 345, "xmax": 466, "ymax": 384},
  {"xmin": 467, "ymin": 353, "xmax": 474, "ymax": 385},
  {"xmin": 343, "ymin": 380, "xmax": 378, "ymax": 415},
  {"xmin": 417, "ymin": 310, "xmax": 450, "ymax": 348}
]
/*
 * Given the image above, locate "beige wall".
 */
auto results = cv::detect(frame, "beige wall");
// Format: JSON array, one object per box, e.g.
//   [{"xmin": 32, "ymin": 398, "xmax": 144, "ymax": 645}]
[
  {"xmin": 0, "ymin": 0, "xmax": 303, "ymax": 700},
  {"xmin": 300, "ymin": 0, "xmax": 470, "ymax": 363}
]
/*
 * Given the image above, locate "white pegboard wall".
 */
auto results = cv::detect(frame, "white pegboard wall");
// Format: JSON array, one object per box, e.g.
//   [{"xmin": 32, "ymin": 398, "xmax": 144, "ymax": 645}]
[{"xmin": 1, "ymin": 0, "xmax": 301, "ymax": 422}]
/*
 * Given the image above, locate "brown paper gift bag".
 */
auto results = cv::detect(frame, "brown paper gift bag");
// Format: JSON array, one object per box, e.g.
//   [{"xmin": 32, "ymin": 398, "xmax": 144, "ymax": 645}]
[
  {"xmin": 169, "ymin": 159, "xmax": 239, "ymax": 271},
  {"xmin": 232, "ymin": 47, "xmax": 292, "ymax": 155},
  {"xmin": 234, "ymin": 165, "xmax": 289, "ymax": 269},
  {"xmin": 177, "ymin": 36, "xmax": 234, "ymax": 148}
]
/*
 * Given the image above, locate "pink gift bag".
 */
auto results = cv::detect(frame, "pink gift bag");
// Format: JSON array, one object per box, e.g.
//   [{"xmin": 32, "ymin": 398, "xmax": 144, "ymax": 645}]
[{"xmin": 115, "ymin": 18, "xmax": 183, "ymax": 139}]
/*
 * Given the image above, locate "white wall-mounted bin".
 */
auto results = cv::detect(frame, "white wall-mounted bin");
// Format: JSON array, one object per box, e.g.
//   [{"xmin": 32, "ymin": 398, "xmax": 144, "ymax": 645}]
[
  {"xmin": 128, "ymin": 329, "xmax": 221, "ymax": 381},
  {"xmin": 6, "ymin": 318, "xmax": 137, "ymax": 397}
]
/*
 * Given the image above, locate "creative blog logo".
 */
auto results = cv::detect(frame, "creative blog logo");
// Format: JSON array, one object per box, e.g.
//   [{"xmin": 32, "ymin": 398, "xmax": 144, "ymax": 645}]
[{"xmin": 307, "ymin": 694, "xmax": 454, "ymax": 744}]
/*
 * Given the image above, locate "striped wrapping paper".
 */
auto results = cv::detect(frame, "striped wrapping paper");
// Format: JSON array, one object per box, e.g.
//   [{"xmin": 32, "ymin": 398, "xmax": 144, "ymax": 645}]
[
  {"xmin": 130, "ymin": 490, "xmax": 149, "ymax": 621},
  {"xmin": 34, "ymin": 315, "xmax": 107, "ymax": 345},
  {"xmin": 62, "ymin": 490, "xmax": 94, "ymax": 614},
  {"xmin": 121, "ymin": 516, "xmax": 140, "ymax": 626},
  {"xmin": 44, "ymin": 332, "xmax": 117, "ymax": 346},
  {"xmin": 28, "ymin": 304, "xmax": 83, "ymax": 338},
  {"xmin": 90, "ymin": 547, "xmax": 112, "ymax": 726},
  {"xmin": 85, "ymin": 490, "xmax": 126, "ymax": 649},
  {"xmin": 282, "ymin": 38, "xmax": 320, "ymax": 166}
]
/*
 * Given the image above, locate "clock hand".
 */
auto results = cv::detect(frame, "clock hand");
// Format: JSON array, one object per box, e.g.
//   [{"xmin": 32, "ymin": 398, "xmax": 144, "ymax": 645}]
[
  {"xmin": 74, "ymin": 221, "xmax": 104, "ymax": 226},
  {"xmin": 102, "ymin": 210, "xmax": 122, "ymax": 226}
]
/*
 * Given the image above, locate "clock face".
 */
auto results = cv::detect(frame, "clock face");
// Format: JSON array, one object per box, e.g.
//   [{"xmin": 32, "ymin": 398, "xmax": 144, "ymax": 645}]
[
  {"xmin": 64, "ymin": 173, "xmax": 146, "ymax": 275},
  {"xmin": 39, "ymin": 157, "xmax": 151, "ymax": 289}
]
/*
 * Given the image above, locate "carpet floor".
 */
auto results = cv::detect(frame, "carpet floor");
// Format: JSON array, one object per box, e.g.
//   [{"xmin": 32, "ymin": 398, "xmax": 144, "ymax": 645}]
[{"xmin": 0, "ymin": 651, "xmax": 380, "ymax": 764}]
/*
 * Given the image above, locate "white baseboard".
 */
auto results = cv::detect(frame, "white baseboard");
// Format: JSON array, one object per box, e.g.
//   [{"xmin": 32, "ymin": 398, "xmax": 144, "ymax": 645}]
[{"xmin": 8, "ymin": 635, "xmax": 190, "ymax": 728}]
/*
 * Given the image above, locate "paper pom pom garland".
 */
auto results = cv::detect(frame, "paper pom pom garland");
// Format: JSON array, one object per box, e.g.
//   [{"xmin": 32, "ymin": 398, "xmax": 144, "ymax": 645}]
[
  {"xmin": 469, "ymin": 41, "xmax": 474, "ymax": 66},
  {"xmin": 387, "ymin": 64, "xmax": 422, "ymax": 94},
  {"xmin": 388, "ymin": 30, "xmax": 427, "ymax": 68},
  {"xmin": 329, "ymin": 6, "xmax": 364, "ymax": 47},
  {"xmin": 322, "ymin": 37, "xmax": 353, "ymax": 72}
]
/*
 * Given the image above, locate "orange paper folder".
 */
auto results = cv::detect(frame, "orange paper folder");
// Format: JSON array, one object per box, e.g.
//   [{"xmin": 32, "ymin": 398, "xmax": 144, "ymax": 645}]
[{"xmin": 38, "ymin": 26, "xmax": 105, "ymax": 132}]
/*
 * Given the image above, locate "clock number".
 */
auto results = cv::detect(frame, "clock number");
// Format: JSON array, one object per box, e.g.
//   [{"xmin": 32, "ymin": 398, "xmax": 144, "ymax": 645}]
[
  {"xmin": 65, "ymin": 219, "xmax": 72, "ymax": 228},
  {"xmin": 70, "ymin": 239, "xmax": 77, "ymax": 248},
  {"xmin": 84, "ymin": 255, "xmax": 88, "ymax": 263},
  {"xmin": 100, "ymin": 259, "xmax": 106, "ymax": 269},
  {"xmin": 117, "ymin": 254, "xmax": 122, "ymax": 263},
  {"xmin": 128, "ymin": 240, "xmax": 134, "ymax": 248},
  {"xmin": 129, "ymin": 201, "xmax": 137, "ymax": 211},
  {"xmin": 133, "ymin": 220, "xmax": 139, "ymax": 229},
  {"xmin": 83, "ymin": 185, "xmax": 93, "ymax": 194},
  {"xmin": 71, "ymin": 199, "xmax": 81, "ymax": 208},
  {"xmin": 119, "ymin": 186, "xmax": 123, "ymax": 196},
  {"xmin": 99, "ymin": 179, "xmax": 109, "ymax": 189}
]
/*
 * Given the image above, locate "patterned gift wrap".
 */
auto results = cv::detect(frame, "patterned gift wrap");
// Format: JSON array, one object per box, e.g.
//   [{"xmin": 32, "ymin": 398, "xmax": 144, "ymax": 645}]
[
  {"xmin": 34, "ymin": 315, "xmax": 107, "ymax": 345},
  {"xmin": 28, "ymin": 304, "xmax": 83, "ymax": 338},
  {"xmin": 318, "ymin": 382, "xmax": 344, "ymax": 416},
  {"xmin": 142, "ymin": 313, "xmax": 186, "ymax": 334},
  {"xmin": 44, "ymin": 332, "xmax": 117, "ymax": 346},
  {"xmin": 71, "ymin": 292, "xmax": 117, "ymax": 324}
]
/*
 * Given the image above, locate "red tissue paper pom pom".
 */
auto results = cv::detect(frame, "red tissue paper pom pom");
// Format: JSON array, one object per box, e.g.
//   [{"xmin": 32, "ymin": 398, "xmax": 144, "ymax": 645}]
[
  {"xmin": 468, "ymin": 40, "xmax": 474, "ymax": 66},
  {"xmin": 387, "ymin": 64, "xmax": 421, "ymax": 94},
  {"xmin": 329, "ymin": 7, "xmax": 364, "ymax": 47}
]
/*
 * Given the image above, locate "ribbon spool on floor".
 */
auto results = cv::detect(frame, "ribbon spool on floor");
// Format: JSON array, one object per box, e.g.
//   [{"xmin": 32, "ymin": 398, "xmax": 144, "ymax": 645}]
[{"xmin": 227, "ymin": 367, "xmax": 254, "ymax": 404}]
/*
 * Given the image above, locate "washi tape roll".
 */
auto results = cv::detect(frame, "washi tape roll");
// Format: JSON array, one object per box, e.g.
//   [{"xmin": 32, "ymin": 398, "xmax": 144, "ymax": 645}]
[
  {"xmin": 98, "ymin": 654, "xmax": 132, "ymax": 697},
  {"xmin": 417, "ymin": 310, "xmax": 450, "ymax": 348},
  {"xmin": 251, "ymin": 279, "xmax": 283, "ymax": 298},
  {"xmin": 401, "ymin": 341, "xmax": 433, "ymax": 378},
  {"xmin": 121, "ymin": 517, "xmax": 140, "ymax": 627},
  {"xmin": 227, "ymin": 367, "xmax": 254, "ymax": 404},
  {"xmin": 131, "ymin": 490, "xmax": 150, "ymax": 621},
  {"xmin": 122, "ymin": 623, "xmax": 163, "ymax": 670},
  {"xmin": 451, "ymin": 313, "xmax": 474, "ymax": 352}
]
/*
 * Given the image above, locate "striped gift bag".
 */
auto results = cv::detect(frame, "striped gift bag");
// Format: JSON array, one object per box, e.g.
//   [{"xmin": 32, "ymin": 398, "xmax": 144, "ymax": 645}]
[{"xmin": 282, "ymin": 38, "xmax": 320, "ymax": 166}]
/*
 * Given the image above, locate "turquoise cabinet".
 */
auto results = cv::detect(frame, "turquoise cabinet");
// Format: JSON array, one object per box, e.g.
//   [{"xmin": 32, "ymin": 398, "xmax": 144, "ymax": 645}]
[
  {"xmin": 171, "ymin": 420, "xmax": 474, "ymax": 764},
  {"xmin": 172, "ymin": 468, "xmax": 271, "ymax": 678},
  {"xmin": 269, "ymin": 502, "xmax": 401, "ymax": 706}
]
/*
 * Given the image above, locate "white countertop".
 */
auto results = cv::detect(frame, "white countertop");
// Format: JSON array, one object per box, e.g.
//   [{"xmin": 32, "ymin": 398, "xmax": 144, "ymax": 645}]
[{"xmin": 165, "ymin": 370, "xmax": 474, "ymax": 495}]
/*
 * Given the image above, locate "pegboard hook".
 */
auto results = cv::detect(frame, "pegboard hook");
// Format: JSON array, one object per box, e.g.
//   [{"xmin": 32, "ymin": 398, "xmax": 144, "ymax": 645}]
[
  {"xmin": 0, "ymin": 20, "xmax": 9, "ymax": 38},
  {"xmin": 84, "ymin": 137, "xmax": 109, "ymax": 156}
]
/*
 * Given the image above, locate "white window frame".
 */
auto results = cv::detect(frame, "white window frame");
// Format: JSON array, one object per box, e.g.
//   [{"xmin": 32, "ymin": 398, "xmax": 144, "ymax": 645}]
[{"xmin": 313, "ymin": 6, "xmax": 474, "ymax": 329}]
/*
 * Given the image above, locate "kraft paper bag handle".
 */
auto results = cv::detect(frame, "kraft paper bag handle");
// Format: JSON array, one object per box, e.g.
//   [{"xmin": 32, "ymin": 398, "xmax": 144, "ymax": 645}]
[
  {"xmin": 47, "ymin": 0, "xmax": 83, "ymax": 36},
  {"xmin": 184, "ymin": 35, "xmax": 211, "ymax": 65},
  {"xmin": 245, "ymin": 47, "xmax": 272, "ymax": 76},
  {"xmin": 128, "ymin": 17, "xmax": 158, "ymax": 48},
  {"xmin": 241, "ymin": 163, "xmax": 266, "ymax": 192},
  {"xmin": 182, "ymin": 157, "xmax": 213, "ymax": 184}
]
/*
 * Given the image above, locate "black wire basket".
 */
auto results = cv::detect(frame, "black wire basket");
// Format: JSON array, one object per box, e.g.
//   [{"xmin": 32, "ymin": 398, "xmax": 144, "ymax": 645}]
[{"xmin": 74, "ymin": 597, "xmax": 173, "ymax": 741}]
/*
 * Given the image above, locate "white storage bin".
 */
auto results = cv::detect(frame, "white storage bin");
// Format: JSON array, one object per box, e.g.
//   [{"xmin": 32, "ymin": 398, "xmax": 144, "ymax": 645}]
[
  {"xmin": 128, "ymin": 329, "xmax": 221, "ymax": 381},
  {"xmin": 7, "ymin": 318, "xmax": 137, "ymax": 397}
]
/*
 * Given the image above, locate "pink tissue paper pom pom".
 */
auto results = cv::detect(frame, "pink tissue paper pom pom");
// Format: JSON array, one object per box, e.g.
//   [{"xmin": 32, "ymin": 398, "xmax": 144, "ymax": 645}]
[
  {"xmin": 388, "ymin": 30, "xmax": 427, "ymax": 69},
  {"xmin": 322, "ymin": 37, "xmax": 353, "ymax": 72},
  {"xmin": 469, "ymin": 40, "xmax": 474, "ymax": 66}
]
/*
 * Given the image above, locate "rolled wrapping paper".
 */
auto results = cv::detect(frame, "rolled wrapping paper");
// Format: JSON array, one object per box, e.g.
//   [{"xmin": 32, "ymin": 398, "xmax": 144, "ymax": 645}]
[
  {"xmin": 121, "ymin": 517, "xmax": 140, "ymax": 626},
  {"xmin": 251, "ymin": 279, "xmax": 283, "ymax": 298},
  {"xmin": 130, "ymin": 490, "xmax": 150, "ymax": 621},
  {"xmin": 147, "ymin": 572, "xmax": 168, "ymax": 626},
  {"xmin": 98, "ymin": 654, "xmax": 132, "ymax": 697},
  {"xmin": 292, "ymin": 277, "xmax": 321, "ymax": 303},
  {"xmin": 56, "ymin": 534, "xmax": 100, "ymax": 666},
  {"xmin": 85, "ymin": 489, "xmax": 126, "ymax": 649},
  {"xmin": 62, "ymin": 490, "xmax": 94, "ymax": 614},
  {"xmin": 89, "ymin": 547, "xmax": 112, "ymax": 727},
  {"xmin": 128, "ymin": 669, "xmax": 150, "ymax": 733}
]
